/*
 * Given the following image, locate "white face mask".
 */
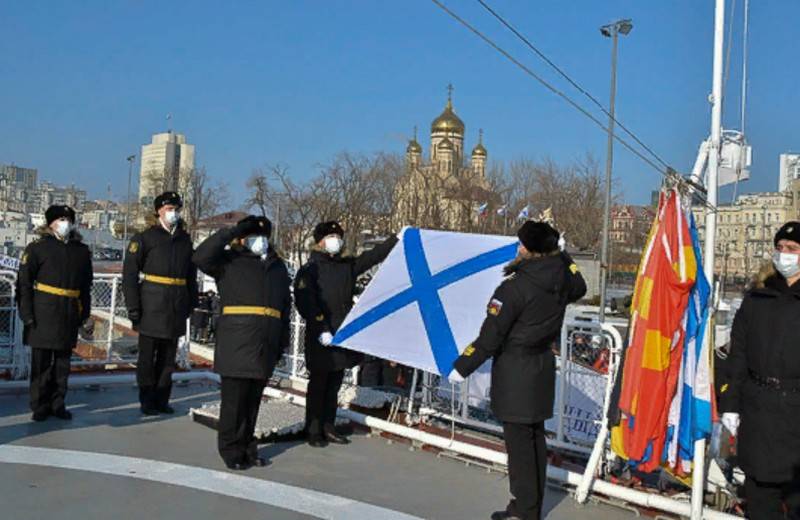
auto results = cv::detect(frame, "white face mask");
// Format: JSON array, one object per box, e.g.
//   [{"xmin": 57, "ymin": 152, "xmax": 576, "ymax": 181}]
[
  {"xmin": 54, "ymin": 220, "xmax": 73, "ymax": 238},
  {"xmin": 163, "ymin": 209, "xmax": 180, "ymax": 226},
  {"xmin": 324, "ymin": 236, "xmax": 343, "ymax": 255},
  {"xmin": 245, "ymin": 235, "xmax": 269, "ymax": 257},
  {"xmin": 773, "ymin": 252, "xmax": 800, "ymax": 279}
]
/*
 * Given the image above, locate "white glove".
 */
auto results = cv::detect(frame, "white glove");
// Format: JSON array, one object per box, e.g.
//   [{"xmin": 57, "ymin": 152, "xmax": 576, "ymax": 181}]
[
  {"xmin": 447, "ymin": 369, "xmax": 465, "ymax": 384},
  {"xmin": 721, "ymin": 412, "xmax": 740, "ymax": 436},
  {"xmin": 319, "ymin": 332, "xmax": 333, "ymax": 346}
]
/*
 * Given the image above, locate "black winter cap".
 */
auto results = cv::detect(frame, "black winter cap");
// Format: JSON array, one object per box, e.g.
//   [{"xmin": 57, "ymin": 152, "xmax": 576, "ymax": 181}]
[
  {"xmin": 774, "ymin": 221, "xmax": 800, "ymax": 247},
  {"xmin": 45, "ymin": 205, "xmax": 76, "ymax": 225},
  {"xmin": 236, "ymin": 215, "xmax": 272, "ymax": 237},
  {"xmin": 154, "ymin": 191, "xmax": 183, "ymax": 211},
  {"xmin": 313, "ymin": 221, "xmax": 344, "ymax": 243},
  {"xmin": 517, "ymin": 220, "xmax": 559, "ymax": 254}
]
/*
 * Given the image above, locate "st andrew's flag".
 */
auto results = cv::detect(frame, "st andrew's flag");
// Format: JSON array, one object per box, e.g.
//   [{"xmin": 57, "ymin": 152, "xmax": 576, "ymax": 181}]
[{"xmin": 332, "ymin": 228, "xmax": 518, "ymax": 376}]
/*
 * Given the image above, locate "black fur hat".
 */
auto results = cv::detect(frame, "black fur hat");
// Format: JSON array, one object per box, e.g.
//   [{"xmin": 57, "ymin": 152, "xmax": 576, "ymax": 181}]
[
  {"xmin": 517, "ymin": 221, "xmax": 559, "ymax": 254},
  {"xmin": 313, "ymin": 221, "xmax": 344, "ymax": 243},
  {"xmin": 154, "ymin": 191, "xmax": 183, "ymax": 211},
  {"xmin": 236, "ymin": 215, "xmax": 272, "ymax": 237},
  {"xmin": 774, "ymin": 221, "xmax": 800, "ymax": 247},
  {"xmin": 45, "ymin": 205, "xmax": 76, "ymax": 225}
]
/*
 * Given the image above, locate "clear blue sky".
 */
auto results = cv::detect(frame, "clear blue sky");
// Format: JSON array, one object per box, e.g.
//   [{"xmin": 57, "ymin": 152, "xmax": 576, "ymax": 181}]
[{"xmin": 1, "ymin": 0, "xmax": 798, "ymax": 206}]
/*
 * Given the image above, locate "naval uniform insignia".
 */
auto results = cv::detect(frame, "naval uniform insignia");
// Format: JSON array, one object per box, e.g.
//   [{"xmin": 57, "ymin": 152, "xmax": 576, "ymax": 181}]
[{"xmin": 488, "ymin": 298, "xmax": 503, "ymax": 316}]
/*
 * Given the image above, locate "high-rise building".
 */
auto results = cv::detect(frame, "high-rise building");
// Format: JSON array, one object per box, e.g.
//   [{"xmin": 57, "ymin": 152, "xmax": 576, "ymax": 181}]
[
  {"xmin": 137, "ymin": 131, "xmax": 195, "ymax": 207},
  {"xmin": 0, "ymin": 164, "xmax": 38, "ymax": 213},
  {"xmin": 779, "ymin": 153, "xmax": 800, "ymax": 192}
]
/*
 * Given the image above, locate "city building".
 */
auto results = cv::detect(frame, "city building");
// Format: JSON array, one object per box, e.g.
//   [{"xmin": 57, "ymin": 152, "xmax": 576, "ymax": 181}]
[
  {"xmin": 0, "ymin": 164, "xmax": 38, "ymax": 213},
  {"xmin": 138, "ymin": 131, "xmax": 195, "ymax": 209},
  {"xmin": 193, "ymin": 211, "xmax": 248, "ymax": 244},
  {"xmin": 82, "ymin": 209, "xmax": 120, "ymax": 232},
  {"xmin": 694, "ymin": 191, "xmax": 797, "ymax": 279},
  {"xmin": 610, "ymin": 205, "xmax": 654, "ymax": 249},
  {"xmin": 393, "ymin": 86, "xmax": 493, "ymax": 230},
  {"xmin": 0, "ymin": 211, "xmax": 33, "ymax": 256},
  {"xmin": 779, "ymin": 153, "xmax": 800, "ymax": 192},
  {"xmin": 0, "ymin": 164, "xmax": 86, "ymax": 215}
]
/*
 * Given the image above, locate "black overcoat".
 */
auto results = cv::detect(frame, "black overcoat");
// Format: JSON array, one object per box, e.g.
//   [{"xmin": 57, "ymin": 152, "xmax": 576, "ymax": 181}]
[
  {"xmin": 454, "ymin": 253, "xmax": 587, "ymax": 424},
  {"xmin": 17, "ymin": 229, "xmax": 93, "ymax": 351},
  {"xmin": 294, "ymin": 236, "xmax": 398, "ymax": 372},
  {"xmin": 193, "ymin": 227, "xmax": 292, "ymax": 380}
]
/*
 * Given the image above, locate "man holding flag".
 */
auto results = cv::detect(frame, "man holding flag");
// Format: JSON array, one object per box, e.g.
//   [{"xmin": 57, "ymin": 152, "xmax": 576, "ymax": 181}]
[
  {"xmin": 449, "ymin": 221, "xmax": 586, "ymax": 520},
  {"xmin": 294, "ymin": 221, "xmax": 398, "ymax": 448}
]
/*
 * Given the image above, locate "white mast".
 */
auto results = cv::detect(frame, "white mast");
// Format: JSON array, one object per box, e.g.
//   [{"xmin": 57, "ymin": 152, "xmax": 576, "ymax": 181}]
[{"xmin": 691, "ymin": 1, "xmax": 725, "ymax": 519}]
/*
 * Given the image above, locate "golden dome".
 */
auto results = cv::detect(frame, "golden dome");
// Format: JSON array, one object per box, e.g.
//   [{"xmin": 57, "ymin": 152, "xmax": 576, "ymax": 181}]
[
  {"xmin": 431, "ymin": 99, "xmax": 465, "ymax": 135},
  {"xmin": 472, "ymin": 129, "xmax": 487, "ymax": 157},
  {"xmin": 438, "ymin": 137, "xmax": 454, "ymax": 151},
  {"xmin": 407, "ymin": 139, "xmax": 422, "ymax": 154}
]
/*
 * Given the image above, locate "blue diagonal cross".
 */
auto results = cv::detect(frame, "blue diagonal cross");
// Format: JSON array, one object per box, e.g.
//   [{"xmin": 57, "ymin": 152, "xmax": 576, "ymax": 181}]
[{"xmin": 332, "ymin": 228, "xmax": 517, "ymax": 375}]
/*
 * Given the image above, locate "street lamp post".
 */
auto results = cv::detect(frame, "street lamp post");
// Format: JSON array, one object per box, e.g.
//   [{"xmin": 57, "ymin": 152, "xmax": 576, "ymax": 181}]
[
  {"xmin": 598, "ymin": 18, "xmax": 632, "ymax": 322},
  {"xmin": 122, "ymin": 154, "xmax": 136, "ymax": 263}
]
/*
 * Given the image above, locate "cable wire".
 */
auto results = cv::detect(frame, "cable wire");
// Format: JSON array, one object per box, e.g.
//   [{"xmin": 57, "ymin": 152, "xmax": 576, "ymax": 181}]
[
  {"xmin": 429, "ymin": 0, "xmax": 717, "ymax": 211},
  {"xmin": 476, "ymin": 0, "xmax": 671, "ymax": 171}
]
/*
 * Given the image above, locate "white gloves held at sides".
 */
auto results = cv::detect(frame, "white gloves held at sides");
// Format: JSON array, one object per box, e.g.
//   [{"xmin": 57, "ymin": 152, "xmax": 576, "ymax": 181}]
[
  {"xmin": 721, "ymin": 412, "xmax": 740, "ymax": 437},
  {"xmin": 319, "ymin": 332, "xmax": 334, "ymax": 346}
]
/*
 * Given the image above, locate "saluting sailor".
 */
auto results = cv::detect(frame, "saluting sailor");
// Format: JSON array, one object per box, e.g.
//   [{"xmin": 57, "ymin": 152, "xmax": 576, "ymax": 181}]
[
  {"xmin": 193, "ymin": 215, "xmax": 292, "ymax": 470},
  {"xmin": 122, "ymin": 191, "xmax": 198, "ymax": 415},
  {"xmin": 17, "ymin": 205, "xmax": 93, "ymax": 422}
]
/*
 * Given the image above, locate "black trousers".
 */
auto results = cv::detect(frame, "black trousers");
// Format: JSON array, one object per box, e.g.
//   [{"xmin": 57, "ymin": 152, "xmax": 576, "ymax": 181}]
[
  {"xmin": 502, "ymin": 421, "xmax": 548, "ymax": 520},
  {"xmin": 305, "ymin": 368, "xmax": 345, "ymax": 436},
  {"xmin": 136, "ymin": 335, "xmax": 178, "ymax": 409},
  {"xmin": 218, "ymin": 377, "xmax": 265, "ymax": 465},
  {"xmin": 29, "ymin": 348, "xmax": 72, "ymax": 414},
  {"xmin": 746, "ymin": 475, "xmax": 800, "ymax": 519}
]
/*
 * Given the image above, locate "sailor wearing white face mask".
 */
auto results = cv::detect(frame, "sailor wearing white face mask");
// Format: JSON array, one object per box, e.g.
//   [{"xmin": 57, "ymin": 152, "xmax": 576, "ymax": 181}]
[
  {"xmin": 17, "ymin": 205, "xmax": 93, "ymax": 422},
  {"xmin": 123, "ymin": 191, "xmax": 198, "ymax": 416},
  {"xmin": 293, "ymin": 220, "xmax": 399, "ymax": 447},
  {"xmin": 193, "ymin": 215, "xmax": 292, "ymax": 470},
  {"xmin": 719, "ymin": 221, "xmax": 800, "ymax": 518}
]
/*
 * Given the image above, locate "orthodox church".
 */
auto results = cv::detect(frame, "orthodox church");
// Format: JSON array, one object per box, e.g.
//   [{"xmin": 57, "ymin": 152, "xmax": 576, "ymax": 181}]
[{"xmin": 393, "ymin": 86, "xmax": 494, "ymax": 230}]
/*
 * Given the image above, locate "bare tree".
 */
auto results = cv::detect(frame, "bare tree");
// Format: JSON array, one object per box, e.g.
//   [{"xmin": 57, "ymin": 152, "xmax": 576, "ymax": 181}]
[{"xmin": 178, "ymin": 167, "xmax": 230, "ymax": 238}]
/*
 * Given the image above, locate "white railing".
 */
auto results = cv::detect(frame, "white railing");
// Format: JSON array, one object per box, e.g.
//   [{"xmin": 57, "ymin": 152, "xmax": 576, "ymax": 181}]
[{"xmin": 0, "ymin": 271, "xmax": 193, "ymax": 376}]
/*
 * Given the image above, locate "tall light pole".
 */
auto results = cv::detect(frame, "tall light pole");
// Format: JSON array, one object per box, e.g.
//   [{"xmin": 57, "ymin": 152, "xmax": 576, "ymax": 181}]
[
  {"xmin": 598, "ymin": 18, "xmax": 632, "ymax": 323},
  {"xmin": 122, "ymin": 154, "xmax": 136, "ymax": 263}
]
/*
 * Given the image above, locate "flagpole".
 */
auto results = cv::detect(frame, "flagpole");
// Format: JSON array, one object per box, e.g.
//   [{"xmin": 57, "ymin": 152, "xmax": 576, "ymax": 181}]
[{"xmin": 691, "ymin": 0, "xmax": 724, "ymax": 518}]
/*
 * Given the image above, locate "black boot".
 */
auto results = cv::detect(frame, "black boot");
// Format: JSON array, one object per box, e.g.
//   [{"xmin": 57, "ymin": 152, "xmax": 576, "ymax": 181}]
[
  {"xmin": 323, "ymin": 424, "xmax": 350, "ymax": 445},
  {"xmin": 139, "ymin": 386, "xmax": 159, "ymax": 415},
  {"xmin": 155, "ymin": 386, "xmax": 174, "ymax": 414},
  {"xmin": 225, "ymin": 459, "xmax": 252, "ymax": 471},
  {"xmin": 308, "ymin": 434, "xmax": 329, "ymax": 448},
  {"xmin": 490, "ymin": 512, "xmax": 523, "ymax": 520},
  {"xmin": 248, "ymin": 456, "xmax": 268, "ymax": 467},
  {"xmin": 31, "ymin": 410, "xmax": 49, "ymax": 422},
  {"xmin": 52, "ymin": 408, "xmax": 73, "ymax": 420}
]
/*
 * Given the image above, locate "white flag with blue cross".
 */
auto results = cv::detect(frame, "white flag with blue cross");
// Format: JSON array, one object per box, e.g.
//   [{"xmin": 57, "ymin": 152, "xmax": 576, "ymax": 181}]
[{"xmin": 332, "ymin": 228, "xmax": 518, "ymax": 376}]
